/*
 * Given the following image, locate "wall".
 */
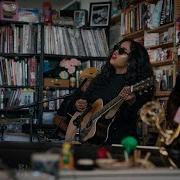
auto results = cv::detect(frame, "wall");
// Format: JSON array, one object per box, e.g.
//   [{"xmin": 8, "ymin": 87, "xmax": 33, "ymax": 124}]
[
  {"xmin": 80, "ymin": 0, "xmax": 111, "ymax": 11},
  {"xmin": 17, "ymin": 0, "xmax": 112, "ymax": 13},
  {"xmin": 17, "ymin": 0, "xmax": 72, "ymax": 9}
]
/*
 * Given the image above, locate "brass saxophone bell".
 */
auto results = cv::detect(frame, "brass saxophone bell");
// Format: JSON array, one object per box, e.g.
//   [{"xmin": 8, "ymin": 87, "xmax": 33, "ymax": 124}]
[
  {"xmin": 140, "ymin": 101, "xmax": 165, "ymax": 126},
  {"xmin": 140, "ymin": 101, "xmax": 180, "ymax": 146}
]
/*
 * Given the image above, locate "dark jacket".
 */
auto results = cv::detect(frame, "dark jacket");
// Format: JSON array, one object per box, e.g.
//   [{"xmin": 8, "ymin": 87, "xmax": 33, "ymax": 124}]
[{"xmin": 82, "ymin": 73, "xmax": 153, "ymax": 144}]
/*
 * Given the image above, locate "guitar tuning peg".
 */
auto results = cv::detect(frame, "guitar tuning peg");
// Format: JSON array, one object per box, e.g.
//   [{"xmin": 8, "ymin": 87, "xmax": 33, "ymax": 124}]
[{"xmin": 144, "ymin": 90, "xmax": 148, "ymax": 93}]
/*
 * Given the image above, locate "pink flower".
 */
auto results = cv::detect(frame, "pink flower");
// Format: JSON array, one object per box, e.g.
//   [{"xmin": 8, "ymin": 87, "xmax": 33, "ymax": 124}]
[
  {"xmin": 59, "ymin": 58, "xmax": 81, "ymax": 74},
  {"xmin": 70, "ymin": 58, "xmax": 81, "ymax": 66},
  {"xmin": 67, "ymin": 66, "xmax": 76, "ymax": 74}
]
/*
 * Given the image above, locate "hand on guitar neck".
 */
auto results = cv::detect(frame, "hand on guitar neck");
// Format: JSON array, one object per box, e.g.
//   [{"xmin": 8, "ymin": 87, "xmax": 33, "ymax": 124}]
[{"xmin": 119, "ymin": 86, "xmax": 136, "ymax": 104}]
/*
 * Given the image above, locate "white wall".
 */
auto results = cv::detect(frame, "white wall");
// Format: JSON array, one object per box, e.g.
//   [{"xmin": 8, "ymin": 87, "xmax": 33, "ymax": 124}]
[
  {"xmin": 17, "ymin": 0, "xmax": 72, "ymax": 9},
  {"xmin": 80, "ymin": 0, "xmax": 111, "ymax": 11},
  {"xmin": 17, "ymin": 0, "xmax": 111, "ymax": 12}
]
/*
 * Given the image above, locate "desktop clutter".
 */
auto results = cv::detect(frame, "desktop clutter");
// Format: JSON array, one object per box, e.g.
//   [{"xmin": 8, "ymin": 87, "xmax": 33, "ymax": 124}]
[
  {"xmin": 30, "ymin": 138, "xmax": 160, "ymax": 175},
  {"xmin": 30, "ymin": 99, "xmax": 180, "ymax": 175}
]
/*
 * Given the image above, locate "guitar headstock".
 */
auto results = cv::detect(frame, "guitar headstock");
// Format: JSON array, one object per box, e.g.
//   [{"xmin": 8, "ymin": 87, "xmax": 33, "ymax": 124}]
[{"xmin": 131, "ymin": 77, "xmax": 154, "ymax": 93}]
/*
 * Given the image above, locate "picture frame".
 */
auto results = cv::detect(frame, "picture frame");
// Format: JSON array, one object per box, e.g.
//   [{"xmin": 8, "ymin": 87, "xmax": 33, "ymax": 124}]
[
  {"xmin": 89, "ymin": 2, "xmax": 111, "ymax": 27},
  {"xmin": 74, "ymin": 10, "xmax": 88, "ymax": 27}
]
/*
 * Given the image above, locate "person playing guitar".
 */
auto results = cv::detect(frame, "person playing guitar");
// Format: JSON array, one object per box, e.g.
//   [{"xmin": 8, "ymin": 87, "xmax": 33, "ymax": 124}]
[
  {"xmin": 65, "ymin": 39, "xmax": 154, "ymax": 144},
  {"xmin": 53, "ymin": 67, "xmax": 98, "ymax": 137}
]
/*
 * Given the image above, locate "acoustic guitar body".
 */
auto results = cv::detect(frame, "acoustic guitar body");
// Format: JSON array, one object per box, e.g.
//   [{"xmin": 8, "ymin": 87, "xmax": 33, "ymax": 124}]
[{"xmin": 80, "ymin": 99, "xmax": 115, "ymax": 144}]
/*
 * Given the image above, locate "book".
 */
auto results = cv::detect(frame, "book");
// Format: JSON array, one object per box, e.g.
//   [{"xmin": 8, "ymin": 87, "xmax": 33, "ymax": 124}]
[
  {"xmin": 176, "ymin": 17, "xmax": 180, "ymax": 44},
  {"xmin": 144, "ymin": 32, "xmax": 159, "ymax": 47},
  {"xmin": 18, "ymin": 8, "xmax": 39, "ymax": 23}
]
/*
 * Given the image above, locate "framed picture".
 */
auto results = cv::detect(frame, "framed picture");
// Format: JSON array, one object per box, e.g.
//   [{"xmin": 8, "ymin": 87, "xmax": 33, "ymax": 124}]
[
  {"xmin": 89, "ymin": 2, "xmax": 111, "ymax": 27},
  {"xmin": 74, "ymin": 10, "xmax": 87, "ymax": 27}
]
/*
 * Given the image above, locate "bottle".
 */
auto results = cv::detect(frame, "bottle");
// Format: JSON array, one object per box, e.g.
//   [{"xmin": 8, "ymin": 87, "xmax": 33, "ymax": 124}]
[
  {"xmin": 69, "ymin": 74, "xmax": 76, "ymax": 88},
  {"xmin": 42, "ymin": 0, "xmax": 52, "ymax": 24},
  {"xmin": 43, "ymin": 90, "xmax": 48, "ymax": 110},
  {"xmin": 0, "ymin": 89, "xmax": 4, "ymax": 109},
  {"xmin": 160, "ymin": 70, "xmax": 167, "ymax": 91}
]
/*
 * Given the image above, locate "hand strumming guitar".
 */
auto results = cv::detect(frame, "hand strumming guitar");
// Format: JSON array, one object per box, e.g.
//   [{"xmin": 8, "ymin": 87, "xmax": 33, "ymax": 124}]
[{"xmin": 75, "ymin": 99, "xmax": 88, "ymax": 112}]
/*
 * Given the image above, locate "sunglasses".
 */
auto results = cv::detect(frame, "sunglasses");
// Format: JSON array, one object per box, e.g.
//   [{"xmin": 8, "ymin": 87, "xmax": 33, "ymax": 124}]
[{"xmin": 113, "ymin": 46, "xmax": 129, "ymax": 55}]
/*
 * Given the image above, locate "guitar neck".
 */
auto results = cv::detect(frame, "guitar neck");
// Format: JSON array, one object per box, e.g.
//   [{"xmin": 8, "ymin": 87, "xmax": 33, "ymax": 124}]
[{"xmin": 90, "ymin": 77, "xmax": 152, "ymax": 121}]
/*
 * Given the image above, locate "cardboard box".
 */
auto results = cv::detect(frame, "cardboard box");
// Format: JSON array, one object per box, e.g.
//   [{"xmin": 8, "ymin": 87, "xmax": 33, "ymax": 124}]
[{"xmin": 44, "ymin": 78, "xmax": 69, "ymax": 88}]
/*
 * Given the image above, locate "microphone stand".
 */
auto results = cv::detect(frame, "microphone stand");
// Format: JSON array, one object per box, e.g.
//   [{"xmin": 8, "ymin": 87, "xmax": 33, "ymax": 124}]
[
  {"xmin": 7, "ymin": 93, "xmax": 75, "ymax": 142},
  {"xmin": 8, "ymin": 78, "xmax": 89, "ymax": 142},
  {"xmin": 73, "ymin": 105, "xmax": 92, "ymax": 143}
]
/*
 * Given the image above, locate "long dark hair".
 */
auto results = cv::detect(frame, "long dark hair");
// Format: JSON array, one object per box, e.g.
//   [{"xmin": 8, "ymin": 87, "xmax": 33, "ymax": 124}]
[{"xmin": 90, "ymin": 39, "xmax": 153, "ymax": 88}]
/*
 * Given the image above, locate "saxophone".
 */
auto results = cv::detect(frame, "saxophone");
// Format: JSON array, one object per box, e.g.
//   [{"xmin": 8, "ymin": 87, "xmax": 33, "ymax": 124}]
[
  {"xmin": 140, "ymin": 101, "xmax": 180, "ymax": 146},
  {"xmin": 140, "ymin": 101, "xmax": 180, "ymax": 168}
]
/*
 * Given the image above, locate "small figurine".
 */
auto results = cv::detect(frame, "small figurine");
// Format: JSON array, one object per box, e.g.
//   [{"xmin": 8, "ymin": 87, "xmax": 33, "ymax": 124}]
[
  {"xmin": 60, "ymin": 142, "xmax": 74, "ymax": 170},
  {"xmin": 121, "ymin": 136, "xmax": 138, "ymax": 162},
  {"xmin": 96, "ymin": 147, "xmax": 111, "ymax": 159}
]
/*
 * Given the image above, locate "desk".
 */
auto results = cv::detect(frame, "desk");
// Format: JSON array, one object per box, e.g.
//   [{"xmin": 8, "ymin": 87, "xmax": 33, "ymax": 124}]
[
  {"xmin": 1, "ymin": 169, "xmax": 180, "ymax": 180},
  {"xmin": 58, "ymin": 169, "xmax": 180, "ymax": 180}
]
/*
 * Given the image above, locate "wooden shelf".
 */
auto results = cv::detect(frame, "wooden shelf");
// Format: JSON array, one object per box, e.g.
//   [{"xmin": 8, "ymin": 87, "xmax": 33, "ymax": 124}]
[
  {"xmin": 0, "ymin": 85, "xmax": 36, "ymax": 88},
  {"xmin": 122, "ymin": 30, "xmax": 144, "ymax": 39},
  {"xmin": 121, "ymin": 22, "xmax": 174, "ymax": 39},
  {"xmin": 151, "ymin": 60, "xmax": 174, "ymax": 67},
  {"xmin": 44, "ymin": 54, "xmax": 107, "ymax": 61},
  {"xmin": 155, "ymin": 91, "xmax": 171, "ymax": 97},
  {"xmin": 43, "ymin": 86, "xmax": 70, "ymax": 90},
  {"xmin": 0, "ymin": 109, "xmax": 29, "ymax": 113},
  {"xmin": 0, "ymin": 53, "xmax": 40, "ymax": 57},
  {"xmin": 146, "ymin": 42, "xmax": 174, "ymax": 50},
  {"xmin": 0, "ymin": 20, "xmax": 40, "ymax": 25},
  {"xmin": 146, "ymin": 22, "xmax": 174, "ymax": 33}
]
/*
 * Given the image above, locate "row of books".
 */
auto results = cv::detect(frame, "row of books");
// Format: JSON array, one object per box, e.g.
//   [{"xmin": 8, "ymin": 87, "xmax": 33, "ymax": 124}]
[
  {"xmin": 0, "ymin": 24, "xmax": 41, "ymax": 54},
  {"xmin": 144, "ymin": 27, "xmax": 173, "ymax": 48},
  {"xmin": 0, "ymin": 88, "xmax": 34, "ymax": 109},
  {"xmin": 120, "ymin": 0, "xmax": 174, "ymax": 35},
  {"xmin": 44, "ymin": 26, "xmax": 109, "ymax": 57},
  {"xmin": 43, "ymin": 89, "xmax": 69, "ymax": 111},
  {"xmin": 148, "ymin": 47, "xmax": 174, "ymax": 63},
  {"xmin": 154, "ymin": 66, "xmax": 174, "ymax": 91},
  {"xmin": 0, "ymin": 57, "xmax": 37, "ymax": 86}
]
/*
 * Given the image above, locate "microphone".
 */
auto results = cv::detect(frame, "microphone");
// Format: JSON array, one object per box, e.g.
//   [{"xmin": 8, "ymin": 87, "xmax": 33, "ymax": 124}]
[{"xmin": 174, "ymin": 107, "xmax": 180, "ymax": 124}]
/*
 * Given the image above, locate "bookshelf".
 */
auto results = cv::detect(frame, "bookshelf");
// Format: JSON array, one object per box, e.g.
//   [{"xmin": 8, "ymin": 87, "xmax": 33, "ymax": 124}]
[
  {"xmin": 155, "ymin": 90, "xmax": 171, "ymax": 97},
  {"xmin": 39, "ymin": 24, "xmax": 109, "ymax": 122},
  {"xmin": 120, "ymin": 0, "xmax": 179, "ymax": 98},
  {"xmin": 146, "ymin": 22, "xmax": 174, "ymax": 33},
  {"xmin": 119, "ymin": 0, "xmax": 180, "ymax": 143},
  {"xmin": 122, "ymin": 30, "xmax": 144, "ymax": 39},
  {"xmin": 0, "ymin": 9, "xmax": 110, "ymax": 124},
  {"xmin": 0, "ymin": 20, "xmax": 39, "ymax": 119},
  {"xmin": 146, "ymin": 42, "xmax": 173, "ymax": 50},
  {"xmin": 151, "ymin": 60, "xmax": 174, "ymax": 67}
]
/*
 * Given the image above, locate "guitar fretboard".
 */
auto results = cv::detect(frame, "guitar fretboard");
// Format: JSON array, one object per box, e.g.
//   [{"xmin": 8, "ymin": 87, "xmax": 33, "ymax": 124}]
[{"xmin": 89, "ymin": 77, "xmax": 152, "ymax": 122}]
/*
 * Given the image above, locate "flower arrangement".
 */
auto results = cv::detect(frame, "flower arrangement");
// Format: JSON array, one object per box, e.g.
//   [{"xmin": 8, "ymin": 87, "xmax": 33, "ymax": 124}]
[{"xmin": 60, "ymin": 58, "xmax": 81, "ymax": 74}]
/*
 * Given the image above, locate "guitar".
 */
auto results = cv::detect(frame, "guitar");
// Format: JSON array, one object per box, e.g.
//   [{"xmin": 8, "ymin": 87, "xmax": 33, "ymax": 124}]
[
  {"xmin": 65, "ymin": 77, "xmax": 153, "ymax": 144},
  {"xmin": 53, "ymin": 67, "xmax": 98, "ymax": 135}
]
